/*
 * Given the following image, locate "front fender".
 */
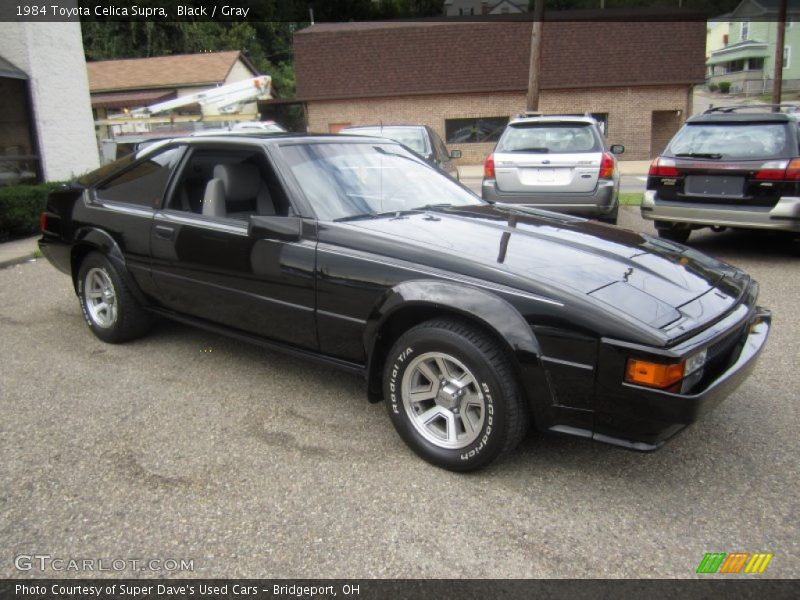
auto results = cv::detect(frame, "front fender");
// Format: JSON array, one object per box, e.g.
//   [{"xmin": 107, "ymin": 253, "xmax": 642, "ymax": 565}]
[
  {"xmin": 363, "ymin": 280, "xmax": 553, "ymax": 425},
  {"xmin": 364, "ymin": 279, "xmax": 541, "ymax": 360}
]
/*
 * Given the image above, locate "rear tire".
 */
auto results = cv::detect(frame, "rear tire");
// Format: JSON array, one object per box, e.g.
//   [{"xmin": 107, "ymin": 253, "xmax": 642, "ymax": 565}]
[
  {"xmin": 598, "ymin": 210, "xmax": 618, "ymax": 226},
  {"xmin": 657, "ymin": 223, "xmax": 691, "ymax": 244},
  {"xmin": 77, "ymin": 252, "xmax": 152, "ymax": 343},
  {"xmin": 383, "ymin": 318, "xmax": 528, "ymax": 472}
]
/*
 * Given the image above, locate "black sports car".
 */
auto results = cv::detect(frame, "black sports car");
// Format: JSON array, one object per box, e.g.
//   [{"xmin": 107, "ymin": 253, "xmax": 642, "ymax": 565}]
[{"xmin": 39, "ymin": 134, "xmax": 771, "ymax": 471}]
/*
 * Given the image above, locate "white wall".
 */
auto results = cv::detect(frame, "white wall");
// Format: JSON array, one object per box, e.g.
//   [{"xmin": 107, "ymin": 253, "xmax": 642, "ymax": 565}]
[{"xmin": 0, "ymin": 20, "xmax": 100, "ymax": 181}]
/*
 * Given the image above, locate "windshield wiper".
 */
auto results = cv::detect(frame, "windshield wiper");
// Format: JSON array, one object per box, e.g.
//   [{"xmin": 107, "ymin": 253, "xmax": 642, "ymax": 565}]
[
  {"xmin": 335, "ymin": 210, "xmax": 414, "ymax": 222},
  {"xmin": 410, "ymin": 203, "xmax": 454, "ymax": 211},
  {"xmin": 336, "ymin": 204, "xmax": 455, "ymax": 222},
  {"xmin": 674, "ymin": 152, "xmax": 723, "ymax": 159}
]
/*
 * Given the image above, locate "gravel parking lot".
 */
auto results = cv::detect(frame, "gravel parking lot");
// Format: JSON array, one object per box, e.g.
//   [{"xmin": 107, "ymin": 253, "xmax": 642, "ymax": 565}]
[{"xmin": 1, "ymin": 209, "xmax": 798, "ymax": 579}]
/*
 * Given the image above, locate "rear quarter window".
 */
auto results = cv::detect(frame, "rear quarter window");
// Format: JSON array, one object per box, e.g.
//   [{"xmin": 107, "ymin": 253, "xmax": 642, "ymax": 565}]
[{"xmin": 95, "ymin": 146, "xmax": 183, "ymax": 208}]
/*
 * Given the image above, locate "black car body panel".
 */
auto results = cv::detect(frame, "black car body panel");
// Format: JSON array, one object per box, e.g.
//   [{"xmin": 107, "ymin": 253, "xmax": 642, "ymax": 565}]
[{"xmin": 39, "ymin": 134, "xmax": 771, "ymax": 454}]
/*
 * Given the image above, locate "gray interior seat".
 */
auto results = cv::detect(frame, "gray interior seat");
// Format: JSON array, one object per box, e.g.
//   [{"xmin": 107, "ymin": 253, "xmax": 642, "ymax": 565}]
[
  {"xmin": 202, "ymin": 163, "xmax": 275, "ymax": 220},
  {"xmin": 202, "ymin": 178, "xmax": 226, "ymax": 218}
]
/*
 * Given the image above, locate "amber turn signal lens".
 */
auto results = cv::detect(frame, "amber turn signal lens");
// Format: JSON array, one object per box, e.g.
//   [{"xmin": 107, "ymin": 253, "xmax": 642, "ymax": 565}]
[{"xmin": 625, "ymin": 359, "xmax": 685, "ymax": 389}]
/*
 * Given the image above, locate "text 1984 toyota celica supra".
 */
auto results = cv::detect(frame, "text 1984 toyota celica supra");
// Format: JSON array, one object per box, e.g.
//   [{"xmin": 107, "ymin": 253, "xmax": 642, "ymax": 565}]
[{"xmin": 39, "ymin": 134, "xmax": 771, "ymax": 471}]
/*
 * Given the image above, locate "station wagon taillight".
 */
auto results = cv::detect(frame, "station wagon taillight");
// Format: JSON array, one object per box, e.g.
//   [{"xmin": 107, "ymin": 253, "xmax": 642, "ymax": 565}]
[
  {"xmin": 755, "ymin": 158, "xmax": 800, "ymax": 180},
  {"xmin": 483, "ymin": 154, "xmax": 495, "ymax": 178},
  {"xmin": 599, "ymin": 152, "xmax": 615, "ymax": 179},
  {"xmin": 39, "ymin": 212, "xmax": 48, "ymax": 233},
  {"xmin": 648, "ymin": 157, "xmax": 679, "ymax": 178}
]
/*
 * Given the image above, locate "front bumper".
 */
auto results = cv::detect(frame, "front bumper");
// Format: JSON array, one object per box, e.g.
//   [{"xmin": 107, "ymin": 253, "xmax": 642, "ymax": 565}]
[
  {"xmin": 591, "ymin": 307, "xmax": 771, "ymax": 450},
  {"xmin": 482, "ymin": 178, "xmax": 618, "ymax": 217},
  {"xmin": 641, "ymin": 190, "xmax": 800, "ymax": 233}
]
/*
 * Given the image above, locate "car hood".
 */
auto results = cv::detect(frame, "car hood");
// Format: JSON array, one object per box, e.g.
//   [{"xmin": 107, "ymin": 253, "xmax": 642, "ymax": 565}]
[{"xmin": 341, "ymin": 204, "xmax": 748, "ymax": 331}]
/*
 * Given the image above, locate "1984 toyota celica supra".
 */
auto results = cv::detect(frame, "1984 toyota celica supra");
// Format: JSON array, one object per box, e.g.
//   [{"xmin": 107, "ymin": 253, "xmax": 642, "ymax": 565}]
[{"xmin": 39, "ymin": 134, "xmax": 771, "ymax": 471}]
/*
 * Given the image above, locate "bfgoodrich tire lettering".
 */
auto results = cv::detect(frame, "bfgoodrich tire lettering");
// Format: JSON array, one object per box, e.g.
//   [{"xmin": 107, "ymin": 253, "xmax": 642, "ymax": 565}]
[
  {"xmin": 77, "ymin": 252, "xmax": 152, "ymax": 343},
  {"xmin": 383, "ymin": 318, "xmax": 528, "ymax": 471}
]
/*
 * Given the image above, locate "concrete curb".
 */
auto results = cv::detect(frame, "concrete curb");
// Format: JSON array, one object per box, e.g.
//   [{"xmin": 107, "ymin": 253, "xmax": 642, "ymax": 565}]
[{"xmin": 0, "ymin": 236, "xmax": 40, "ymax": 270}]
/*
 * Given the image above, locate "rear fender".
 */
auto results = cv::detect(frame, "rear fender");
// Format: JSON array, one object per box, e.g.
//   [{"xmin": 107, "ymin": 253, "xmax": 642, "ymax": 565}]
[{"xmin": 70, "ymin": 227, "xmax": 147, "ymax": 305}]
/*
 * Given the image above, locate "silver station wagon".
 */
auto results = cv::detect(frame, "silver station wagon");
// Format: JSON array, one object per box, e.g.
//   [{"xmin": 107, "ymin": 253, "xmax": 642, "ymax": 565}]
[{"xmin": 481, "ymin": 114, "xmax": 624, "ymax": 224}]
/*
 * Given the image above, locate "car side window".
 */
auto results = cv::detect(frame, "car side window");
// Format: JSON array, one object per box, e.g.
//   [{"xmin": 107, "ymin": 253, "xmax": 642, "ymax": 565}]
[
  {"xmin": 432, "ymin": 131, "xmax": 450, "ymax": 162},
  {"xmin": 166, "ymin": 147, "xmax": 292, "ymax": 222},
  {"xmin": 96, "ymin": 146, "xmax": 184, "ymax": 208}
]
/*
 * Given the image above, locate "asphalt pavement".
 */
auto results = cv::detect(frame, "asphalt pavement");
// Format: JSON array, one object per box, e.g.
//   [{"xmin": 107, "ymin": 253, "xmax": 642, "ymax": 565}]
[{"xmin": 1, "ymin": 211, "xmax": 798, "ymax": 579}]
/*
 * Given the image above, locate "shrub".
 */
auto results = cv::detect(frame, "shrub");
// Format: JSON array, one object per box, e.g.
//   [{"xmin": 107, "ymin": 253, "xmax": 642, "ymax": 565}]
[
  {"xmin": 718, "ymin": 81, "xmax": 731, "ymax": 94},
  {"xmin": 0, "ymin": 183, "xmax": 59, "ymax": 241},
  {"xmin": 708, "ymin": 82, "xmax": 719, "ymax": 92}
]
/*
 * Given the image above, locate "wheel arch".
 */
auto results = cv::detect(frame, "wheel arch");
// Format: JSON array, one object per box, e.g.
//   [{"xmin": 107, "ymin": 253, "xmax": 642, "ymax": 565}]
[
  {"xmin": 363, "ymin": 280, "xmax": 544, "ymax": 405},
  {"xmin": 70, "ymin": 227, "xmax": 147, "ymax": 305}
]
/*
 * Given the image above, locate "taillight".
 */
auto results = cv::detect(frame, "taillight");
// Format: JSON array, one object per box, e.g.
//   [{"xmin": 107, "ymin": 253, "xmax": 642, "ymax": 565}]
[
  {"xmin": 648, "ymin": 157, "xmax": 679, "ymax": 177},
  {"xmin": 483, "ymin": 154, "xmax": 495, "ymax": 179},
  {"xmin": 39, "ymin": 212, "xmax": 48, "ymax": 233},
  {"xmin": 599, "ymin": 152, "xmax": 615, "ymax": 179},
  {"xmin": 755, "ymin": 158, "xmax": 800, "ymax": 180}
]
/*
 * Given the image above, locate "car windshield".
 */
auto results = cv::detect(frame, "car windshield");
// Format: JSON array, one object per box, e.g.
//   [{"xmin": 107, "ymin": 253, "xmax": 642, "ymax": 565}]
[
  {"xmin": 279, "ymin": 142, "xmax": 482, "ymax": 221},
  {"xmin": 666, "ymin": 122, "xmax": 790, "ymax": 160},
  {"xmin": 497, "ymin": 122, "xmax": 600, "ymax": 153},
  {"xmin": 343, "ymin": 127, "xmax": 428, "ymax": 156}
]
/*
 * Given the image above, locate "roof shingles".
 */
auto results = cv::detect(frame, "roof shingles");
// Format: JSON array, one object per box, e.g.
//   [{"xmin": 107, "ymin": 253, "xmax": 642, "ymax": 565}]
[
  {"xmin": 87, "ymin": 51, "xmax": 256, "ymax": 93},
  {"xmin": 294, "ymin": 21, "xmax": 706, "ymax": 101}
]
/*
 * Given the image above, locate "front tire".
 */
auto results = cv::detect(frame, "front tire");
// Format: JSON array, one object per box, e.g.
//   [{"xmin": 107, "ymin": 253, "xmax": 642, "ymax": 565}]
[
  {"xmin": 383, "ymin": 318, "xmax": 528, "ymax": 472},
  {"xmin": 77, "ymin": 252, "xmax": 152, "ymax": 343}
]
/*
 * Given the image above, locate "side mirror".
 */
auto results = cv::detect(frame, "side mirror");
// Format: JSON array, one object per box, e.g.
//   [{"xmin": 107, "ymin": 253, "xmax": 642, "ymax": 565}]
[
  {"xmin": 450, "ymin": 149, "xmax": 462, "ymax": 159},
  {"xmin": 249, "ymin": 215, "xmax": 302, "ymax": 241},
  {"xmin": 610, "ymin": 144, "xmax": 625, "ymax": 155}
]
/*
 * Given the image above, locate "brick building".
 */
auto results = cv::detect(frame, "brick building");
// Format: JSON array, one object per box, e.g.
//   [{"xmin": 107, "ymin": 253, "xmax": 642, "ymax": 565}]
[{"xmin": 294, "ymin": 16, "xmax": 706, "ymax": 162}]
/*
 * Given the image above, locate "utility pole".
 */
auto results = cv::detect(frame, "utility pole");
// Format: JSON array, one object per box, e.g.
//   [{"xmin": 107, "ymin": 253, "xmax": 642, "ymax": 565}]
[
  {"xmin": 772, "ymin": 0, "xmax": 787, "ymax": 110},
  {"xmin": 526, "ymin": 0, "xmax": 545, "ymax": 111}
]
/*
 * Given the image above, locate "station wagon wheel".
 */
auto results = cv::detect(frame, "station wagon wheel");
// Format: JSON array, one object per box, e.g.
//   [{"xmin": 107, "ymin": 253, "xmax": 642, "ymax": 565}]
[
  {"xmin": 384, "ymin": 318, "xmax": 528, "ymax": 472},
  {"xmin": 77, "ymin": 252, "xmax": 152, "ymax": 344}
]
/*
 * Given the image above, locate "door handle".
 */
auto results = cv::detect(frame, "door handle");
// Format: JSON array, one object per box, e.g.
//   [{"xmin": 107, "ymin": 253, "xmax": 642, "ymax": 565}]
[{"xmin": 154, "ymin": 225, "xmax": 175, "ymax": 240}]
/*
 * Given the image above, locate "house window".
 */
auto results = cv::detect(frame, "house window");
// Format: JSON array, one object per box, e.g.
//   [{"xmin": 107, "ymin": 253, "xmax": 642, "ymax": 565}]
[
  {"xmin": 445, "ymin": 117, "xmax": 509, "ymax": 143},
  {"xmin": 748, "ymin": 57, "xmax": 764, "ymax": 70},
  {"xmin": 784, "ymin": 46, "xmax": 791, "ymax": 69},
  {"xmin": 741, "ymin": 21, "xmax": 749, "ymax": 39}
]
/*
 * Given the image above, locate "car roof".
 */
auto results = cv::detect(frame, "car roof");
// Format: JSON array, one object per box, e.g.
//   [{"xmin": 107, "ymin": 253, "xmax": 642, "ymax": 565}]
[
  {"xmin": 142, "ymin": 132, "xmax": 406, "ymax": 149},
  {"xmin": 687, "ymin": 112, "xmax": 796, "ymax": 124},
  {"xmin": 508, "ymin": 114, "xmax": 599, "ymax": 126}
]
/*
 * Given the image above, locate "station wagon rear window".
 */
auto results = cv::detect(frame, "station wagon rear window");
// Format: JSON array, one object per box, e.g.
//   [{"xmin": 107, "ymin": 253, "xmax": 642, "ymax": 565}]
[
  {"xmin": 345, "ymin": 127, "xmax": 428, "ymax": 156},
  {"xmin": 666, "ymin": 122, "xmax": 789, "ymax": 160},
  {"xmin": 497, "ymin": 122, "xmax": 601, "ymax": 153}
]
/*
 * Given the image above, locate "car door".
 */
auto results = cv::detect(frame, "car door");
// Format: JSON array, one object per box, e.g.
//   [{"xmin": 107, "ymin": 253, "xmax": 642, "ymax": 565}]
[{"xmin": 148, "ymin": 142, "xmax": 318, "ymax": 349}]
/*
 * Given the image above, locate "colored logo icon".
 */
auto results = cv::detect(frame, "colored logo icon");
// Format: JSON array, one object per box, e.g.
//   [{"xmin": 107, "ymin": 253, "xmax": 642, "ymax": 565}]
[{"xmin": 697, "ymin": 552, "xmax": 773, "ymax": 574}]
